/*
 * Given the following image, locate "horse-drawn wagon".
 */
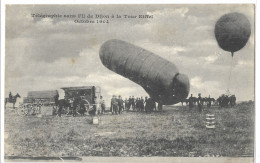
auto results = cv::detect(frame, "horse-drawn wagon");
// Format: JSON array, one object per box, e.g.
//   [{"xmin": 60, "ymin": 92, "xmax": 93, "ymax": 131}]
[
  {"xmin": 55, "ymin": 86, "xmax": 101, "ymax": 116},
  {"xmin": 18, "ymin": 90, "xmax": 59, "ymax": 116}
]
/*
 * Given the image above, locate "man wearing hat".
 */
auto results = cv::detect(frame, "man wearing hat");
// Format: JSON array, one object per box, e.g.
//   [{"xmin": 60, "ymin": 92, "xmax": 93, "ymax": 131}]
[
  {"xmin": 131, "ymin": 96, "xmax": 136, "ymax": 111},
  {"xmin": 188, "ymin": 94, "xmax": 194, "ymax": 109},
  {"xmin": 110, "ymin": 95, "xmax": 118, "ymax": 114},
  {"xmin": 118, "ymin": 95, "xmax": 124, "ymax": 114}
]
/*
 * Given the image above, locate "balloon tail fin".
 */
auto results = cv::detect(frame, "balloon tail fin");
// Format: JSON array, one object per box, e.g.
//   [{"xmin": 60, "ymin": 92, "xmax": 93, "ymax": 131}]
[{"xmin": 231, "ymin": 52, "xmax": 234, "ymax": 58}]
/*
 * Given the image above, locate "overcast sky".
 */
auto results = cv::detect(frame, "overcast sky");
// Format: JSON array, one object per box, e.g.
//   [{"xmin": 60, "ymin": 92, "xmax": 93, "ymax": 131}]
[{"xmin": 5, "ymin": 4, "xmax": 254, "ymax": 105}]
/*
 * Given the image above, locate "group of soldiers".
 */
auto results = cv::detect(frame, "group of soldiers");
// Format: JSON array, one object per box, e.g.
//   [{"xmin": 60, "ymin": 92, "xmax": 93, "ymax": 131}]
[
  {"xmin": 56, "ymin": 92, "xmax": 236, "ymax": 117},
  {"xmin": 110, "ymin": 95, "xmax": 157, "ymax": 114},
  {"xmin": 110, "ymin": 95, "xmax": 125, "ymax": 114},
  {"xmin": 216, "ymin": 94, "xmax": 236, "ymax": 108},
  {"xmin": 184, "ymin": 93, "xmax": 215, "ymax": 112},
  {"xmin": 182, "ymin": 92, "xmax": 237, "ymax": 112}
]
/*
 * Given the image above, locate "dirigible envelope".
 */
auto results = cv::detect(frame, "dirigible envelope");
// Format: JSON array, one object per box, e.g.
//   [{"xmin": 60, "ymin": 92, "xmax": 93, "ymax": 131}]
[{"xmin": 99, "ymin": 39, "xmax": 190, "ymax": 105}]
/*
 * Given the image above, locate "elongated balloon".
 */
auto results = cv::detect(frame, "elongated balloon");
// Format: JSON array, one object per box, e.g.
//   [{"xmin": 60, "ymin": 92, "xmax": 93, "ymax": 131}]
[
  {"xmin": 99, "ymin": 39, "xmax": 190, "ymax": 105},
  {"xmin": 215, "ymin": 12, "xmax": 251, "ymax": 56}
]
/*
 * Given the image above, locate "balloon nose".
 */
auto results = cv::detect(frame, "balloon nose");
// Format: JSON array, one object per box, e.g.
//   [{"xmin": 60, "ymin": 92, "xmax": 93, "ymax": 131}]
[{"xmin": 174, "ymin": 73, "xmax": 190, "ymax": 100}]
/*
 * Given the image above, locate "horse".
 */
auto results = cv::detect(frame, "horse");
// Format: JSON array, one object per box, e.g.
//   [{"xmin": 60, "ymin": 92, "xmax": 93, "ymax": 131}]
[
  {"xmin": 54, "ymin": 97, "xmax": 90, "ymax": 117},
  {"xmin": 54, "ymin": 98, "xmax": 71, "ymax": 117},
  {"xmin": 77, "ymin": 98, "xmax": 90, "ymax": 116},
  {"xmin": 5, "ymin": 93, "xmax": 21, "ymax": 109},
  {"xmin": 217, "ymin": 94, "xmax": 233, "ymax": 108}
]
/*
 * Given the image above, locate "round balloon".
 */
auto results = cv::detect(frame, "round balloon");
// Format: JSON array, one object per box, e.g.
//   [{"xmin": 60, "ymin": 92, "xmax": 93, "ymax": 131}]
[{"xmin": 215, "ymin": 12, "xmax": 251, "ymax": 54}]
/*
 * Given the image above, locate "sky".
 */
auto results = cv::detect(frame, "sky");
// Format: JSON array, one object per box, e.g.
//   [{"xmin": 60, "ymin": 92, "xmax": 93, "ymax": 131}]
[{"xmin": 4, "ymin": 4, "xmax": 254, "ymax": 106}]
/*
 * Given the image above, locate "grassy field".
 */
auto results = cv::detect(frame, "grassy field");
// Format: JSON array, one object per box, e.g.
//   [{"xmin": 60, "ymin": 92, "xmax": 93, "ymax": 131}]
[{"xmin": 4, "ymin": 102, "xmax": 254, "ymax": 157}]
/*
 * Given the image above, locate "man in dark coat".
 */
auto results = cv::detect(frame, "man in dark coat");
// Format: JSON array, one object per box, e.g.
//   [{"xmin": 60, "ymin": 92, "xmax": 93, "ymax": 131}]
[
  {"xmin": 128, "ymin": 96, "xmax": 132, "ymax": 110},
  {"xmin": 188, "ymin": 94, "xmax": 194, "ymax": 109},
  {"xmin": 136, "ymin": 98, "xmax": 140, "ymax": 112},
  {"xmin": 206, "ymin": 95, "xmax": 211, "ymax": 108},
  {"xmin": 117, "ymin": 95, "xmax": 124, "ymax": 114},
  {"xmin": 131, "ymin": 96, "xmax": 136, "ymax": 111},
  {"xmin": 111, "ymin": 95, "xmax": 118, "ymax": 114},
  {"xmin": 144, "ymin": 97, "xmax": 150, "ymax": 113},
  {"xmin": 151, "ymin": 98, "xmax": 156, "ymax": 112},
  {"xmin": 72, "ymin": 97, "xmax": 81, "ymax": 117},
  {"xmin": 197, "ymin": 93, "xmax": 203, "ymax": 112},
  {"xmin": 140, "ymin": 97, "xmax": 145, "ymax": 112}
]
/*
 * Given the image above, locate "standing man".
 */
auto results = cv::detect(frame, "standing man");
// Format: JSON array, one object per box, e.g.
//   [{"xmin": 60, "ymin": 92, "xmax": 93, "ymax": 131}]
[
  {"xmin": 100, "ymin": 96, "xmax": 106, "ymax": 114},
  {"xmin": 72, "ymin": 97, "xmax": 80, "ymax": 117},
  {"xmin": 197, "ymin": 93, "xmax": 203, "ymax": 112},
  {"xmin": 207, "ymin": 95, "xmax": 211, "ymax": 108},
  {"xmin": 131, "ymin": 96, "xmax": 136, "ymax": 111},
  {"xmin": 128, "ymin": 96, "xmax": 132, "ymax": 110},
  {"xmin": 151, "ymin": 99, "xmax": 156, "ymax": 112},
  {"xmin": 188, "ymin": 94, "xmax": 194, "ymax": 109},
  {"xmin": 118, "ymin": 95, "xmax": 124, "ymax": 114},
  {"xmin": 111, "ymin": 95, "xmax": 118, "ymax": 115},
  {"xmin": 144, "ymin": 97, "xmax": 150, "ymax": 113},
  {"xmin": 135, "ymin": 98, "xmax": 140, "ymax": 112},
  {"xmin": 140, "ymin": 97, "xmax": 145, "ymax": 112},
  {"xmin": 157, "ymin": 95, "xmax": 163, "ymax": 111}
]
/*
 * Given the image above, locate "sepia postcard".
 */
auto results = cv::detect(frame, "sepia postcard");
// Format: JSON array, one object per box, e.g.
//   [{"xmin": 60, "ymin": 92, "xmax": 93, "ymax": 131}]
[{"xmin": 1, "ymin": 2, "xmax": 256, "ymax": 163}]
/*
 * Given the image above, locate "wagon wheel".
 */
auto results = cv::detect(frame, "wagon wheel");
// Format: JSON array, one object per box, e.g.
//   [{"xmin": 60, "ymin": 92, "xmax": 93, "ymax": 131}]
[
  {"xmin": 17, "ymin": 104, "xmax": 26, "ymax": 116},
  {"xmin": 82, "ymin": 99, "xmax": 90, "ymax": 115},
  {"xmin": 24, "ymin": 104, "xmax": 34, "ymax": 115},
  {"xmin": 31, "ymin": 104, "xmax": 37, "ymax": 115},
  {"xmin": 63, "ymin": 106, "xmax": 70, "ymax": 115},
  {"xmin": 20, "ymin": 104, "xmax": 30, "ymax": 115}
]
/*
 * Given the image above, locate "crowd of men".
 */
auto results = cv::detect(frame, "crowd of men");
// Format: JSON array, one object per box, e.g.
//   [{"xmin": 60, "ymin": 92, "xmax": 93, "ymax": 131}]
[
  {"xmin": 182, "ymin": 92, "xmax": 236, "ymax": 112},
  {"xmin": 184, "ymin": 93, "xmax": 215, "ymax": 112},
  {"xmin": 92, "ymin": 96, "xmax": 106, "ymax": 115},
  {"xmin": 58, "ymin": 92, "xmax": 236, "ymax": 117},
  {"xmin": 110, "ymin": 95, "xmax": 157, "ymax": 114},
  {"xmin": 216, "ymin": 94, "xmax": 236, "ymax": 108}
]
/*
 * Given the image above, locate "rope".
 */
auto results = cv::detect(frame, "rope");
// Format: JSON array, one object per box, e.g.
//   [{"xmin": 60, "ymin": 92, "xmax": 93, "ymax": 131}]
[{"xmin": 227, "ymin": 52, "xmax": 235, "ymax": 92}]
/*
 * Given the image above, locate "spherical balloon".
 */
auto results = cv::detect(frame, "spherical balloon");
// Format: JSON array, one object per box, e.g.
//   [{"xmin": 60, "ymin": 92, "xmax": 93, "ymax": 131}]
[{"xmin": 215, "ymin": 12, "xmax": 251, "ymax": 54}]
